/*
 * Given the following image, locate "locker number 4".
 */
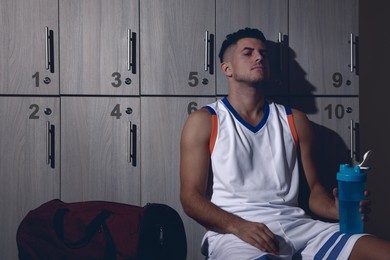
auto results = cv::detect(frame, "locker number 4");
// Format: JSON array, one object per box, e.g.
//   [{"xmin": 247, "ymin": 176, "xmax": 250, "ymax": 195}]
[{"xmin": 111, "ymin": 104, "xmax": 133, "ymax": 119}]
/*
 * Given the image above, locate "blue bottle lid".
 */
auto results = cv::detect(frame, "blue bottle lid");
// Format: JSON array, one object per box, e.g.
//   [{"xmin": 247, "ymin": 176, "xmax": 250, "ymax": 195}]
[{"xmin": 336, "ymin": 164, "xmax": 367, "ymax": 182}]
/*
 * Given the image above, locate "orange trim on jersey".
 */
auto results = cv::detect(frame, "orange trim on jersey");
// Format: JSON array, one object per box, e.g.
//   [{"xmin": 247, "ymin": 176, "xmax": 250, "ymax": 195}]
[
  {"xmin": 287, "ymin": 114, "xmax": 299, "ymax": 146},
  {"xmin": 209, "ymin": 115, "xmax": 218, "ymax": 155}
]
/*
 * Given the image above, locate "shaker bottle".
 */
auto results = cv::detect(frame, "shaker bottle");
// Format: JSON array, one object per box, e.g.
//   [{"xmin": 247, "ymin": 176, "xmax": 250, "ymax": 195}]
[{"xmin": 337, "ymin": 164, "xmax": 367, "ymax": 234}]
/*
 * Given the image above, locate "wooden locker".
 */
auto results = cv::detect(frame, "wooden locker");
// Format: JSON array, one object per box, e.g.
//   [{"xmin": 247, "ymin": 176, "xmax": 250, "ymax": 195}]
[
  {"xmin": 0, "ymin": 97, "xmax": 60, "ymax": 259},
  {"xmin": 289, "ymin": 0, "xmax": 359, "ymax": 95},
  {"xmin": 59, "ymin": 0, "xmax": 139, "ymax": 95},
  {"xmin": 61, "ymin": 97, "xmax": 140, "ymax": 205},
  {"xmin": 0, "ymin": 0, "xmax": 59, "ymax": 95},
  {"xmin": 141, "ymin": 96, "xmax": 216, "ymax": 260},
  {"xmin": 140, "ymin": 0, "xmax": 215, "ymax": 95}
]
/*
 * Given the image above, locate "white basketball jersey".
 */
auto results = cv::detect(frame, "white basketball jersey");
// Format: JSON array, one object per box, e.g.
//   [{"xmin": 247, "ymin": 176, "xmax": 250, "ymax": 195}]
[{"xmin": 205, "ymin": 97, "xmax": 306, "ymax": 222}]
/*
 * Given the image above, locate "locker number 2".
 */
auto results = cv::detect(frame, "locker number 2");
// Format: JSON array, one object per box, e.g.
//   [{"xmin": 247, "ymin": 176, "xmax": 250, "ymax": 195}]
[
  {"xmin": 29, "ymin": 104, "xmax": 40, "ymax": 119},
  {"xmin": 29, "ymin": 104, "xmax": 52, "ymax": 119}
]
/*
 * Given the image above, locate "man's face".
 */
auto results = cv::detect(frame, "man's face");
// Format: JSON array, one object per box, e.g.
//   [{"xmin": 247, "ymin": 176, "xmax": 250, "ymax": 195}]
[{"xmin": 222, "ymin": 38, "xmax": 270, "ymax": 85}]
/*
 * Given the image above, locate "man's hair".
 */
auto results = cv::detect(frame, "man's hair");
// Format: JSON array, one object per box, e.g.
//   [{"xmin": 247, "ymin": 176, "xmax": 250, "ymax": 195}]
[{"xmin": 218, "ymin": 28, "xmax": 267, "ymax": 63}]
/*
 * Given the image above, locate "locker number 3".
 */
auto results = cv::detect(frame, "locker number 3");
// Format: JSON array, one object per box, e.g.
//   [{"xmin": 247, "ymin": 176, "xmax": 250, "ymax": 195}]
[{"xmin": 111, "ymin": 72, "xmax": 132, "ymax": 88}]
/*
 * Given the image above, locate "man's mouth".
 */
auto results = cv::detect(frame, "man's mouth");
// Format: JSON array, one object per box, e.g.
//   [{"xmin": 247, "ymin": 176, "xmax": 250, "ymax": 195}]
[{"xmin": 251, "ymin": 65, "xmax": 264, "ymax": 71}]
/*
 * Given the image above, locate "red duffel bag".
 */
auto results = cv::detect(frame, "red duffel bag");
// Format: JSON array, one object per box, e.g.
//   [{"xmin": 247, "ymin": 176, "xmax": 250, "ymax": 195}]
[{"xmin": 16, "ymin": 199, "xmax": 187, "ymax": 260}]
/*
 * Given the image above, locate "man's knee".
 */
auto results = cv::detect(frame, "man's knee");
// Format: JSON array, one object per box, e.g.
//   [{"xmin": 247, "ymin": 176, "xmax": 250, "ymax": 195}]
[{"xmin": 350, "ymin": 235, "xmax": 390, "ymax": 260}]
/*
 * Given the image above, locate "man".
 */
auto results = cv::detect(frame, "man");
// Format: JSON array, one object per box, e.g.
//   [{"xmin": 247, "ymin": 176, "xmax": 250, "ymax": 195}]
[{"xmin": 180, "ymin": 28, "xmax": 390, "ymax": 259}]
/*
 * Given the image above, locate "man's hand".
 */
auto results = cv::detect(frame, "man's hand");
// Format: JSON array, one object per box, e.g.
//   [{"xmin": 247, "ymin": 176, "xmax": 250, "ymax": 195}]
[
  {"xmin": 234, "ymin": 220, "xmax": 279, "ymax": 255},
  {"xmin": 360, "ymin": 190, "xmax": 371, "ymax": 221},
  {"xmin": 333, "ymin": 188, "xmax": 371, "ymax": 221}
]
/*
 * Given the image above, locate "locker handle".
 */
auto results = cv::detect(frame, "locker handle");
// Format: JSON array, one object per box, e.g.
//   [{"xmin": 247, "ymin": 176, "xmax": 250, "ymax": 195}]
[
  {"xmin": 128, "ymin": 29, "xmax": 137, "ymax": 74},
  {"xmin": 45, "ymin": 27, "xmax": 49, "ymax": 70},
  {"xmin": 204, "ymin": 31, "xmax": 208, "ymax": 72},
  {"xmin": 349, "ymin": 119, "xmax": 360, "ymax": 164},
  {"xmin": 204, "ymin": 31, "xmax": 214, "ymax": 75},
  {"xmin": 128, "ymin": 122, "xmax": 137, "ymax": 167},
  {"xmin": 45, "ymin": 27, "xmax": 55, "ymax": 73},
  {"xmin": 350, "ymin": 33, "xmax": 355, "ymax": 73},
  {"xmin": 47, "ymin": 121, "xmax": 55, "ymax": 169},
  {"xmin": 350, "ymin": 119, "xmax": 354, "ymax": 161},
  {"xmin": 277, "ymin": 32, "xmax": 283, "ymax": 73}
]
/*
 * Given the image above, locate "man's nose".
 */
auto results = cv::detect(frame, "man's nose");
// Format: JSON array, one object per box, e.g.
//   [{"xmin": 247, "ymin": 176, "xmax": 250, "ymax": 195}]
[{"xmin": 255, "ymin": 51, "xmax": 264, "ymax": 63}]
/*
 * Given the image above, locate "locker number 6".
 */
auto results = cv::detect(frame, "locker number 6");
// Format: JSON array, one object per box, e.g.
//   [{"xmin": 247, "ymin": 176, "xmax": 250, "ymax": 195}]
[{"xmin": 187, "ymin": 102, "xmax": 198, "ymax": 115}]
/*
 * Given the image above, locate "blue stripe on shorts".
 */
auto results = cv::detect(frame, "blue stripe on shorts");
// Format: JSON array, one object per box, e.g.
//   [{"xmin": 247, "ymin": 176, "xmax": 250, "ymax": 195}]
[
  {"xmin": 314, "ymin": 232, "xmax": 352, "ymax": 259},
  {"xmin": 328, "ymin": 233, "xmax": 353, "ymax": 259}
]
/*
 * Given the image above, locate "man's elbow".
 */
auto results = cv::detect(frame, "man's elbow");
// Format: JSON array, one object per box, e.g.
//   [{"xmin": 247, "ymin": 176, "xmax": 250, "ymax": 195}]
[
  {"xmin": 180, "ymin": 189, "xmax": 193, "ymax": 216},
  {"xmin": 180, "ymin": 189, "xmax": 202, "ymax": 218}
]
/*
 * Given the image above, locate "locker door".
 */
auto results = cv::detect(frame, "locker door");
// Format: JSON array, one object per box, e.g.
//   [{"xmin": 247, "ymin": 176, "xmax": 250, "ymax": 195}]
[
  {"xmin": 141, "ymin": 0, "xmax": 215, "ymax": 95},
  {"xmin": 60, "ymin": 0, "xmax": 139, "ymax": 95},
  {"xmin": 291, "ymin": 97, "xmax": 359, "ymax": 193},
  {"xmin": 0, "ymin": 0, "xmax": 59, "ymax": 95},
  {"xmin": 141, "ymin": 97, "xmax": 216, "ymax": 260},
  {"xmin": 289, "ymin": 0, "xmax": 359, "ymax": 95},
  {"xmin": 61, "ymin": 97, "xmax": 140, "ymax": 205},
  {"xmin": 0, "ymin": 97, "xmax": 60, "ymax": 259},
  {"xmin": 216, "ymin": 0, "xmax": 288, "ymax": 96}
]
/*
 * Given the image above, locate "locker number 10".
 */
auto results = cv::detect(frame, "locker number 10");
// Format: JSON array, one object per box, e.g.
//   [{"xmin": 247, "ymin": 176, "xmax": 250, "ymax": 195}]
[{"xmin": 324, "ymin": 104, "xmax": 353, "ymax": 119}]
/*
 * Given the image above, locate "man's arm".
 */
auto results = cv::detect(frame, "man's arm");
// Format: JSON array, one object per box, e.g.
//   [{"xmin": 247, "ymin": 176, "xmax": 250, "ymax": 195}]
[
  {"xmin": 180, "ymin": 108, "xmax": 279, "ymax": 254},
  {"xmin": 292, "ymin": 109, "xmax": 339, "ymax": 220}
]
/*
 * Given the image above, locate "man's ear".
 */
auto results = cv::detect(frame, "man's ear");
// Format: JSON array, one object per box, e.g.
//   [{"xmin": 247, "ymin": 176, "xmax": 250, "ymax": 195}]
[{"xmin": 221, "ymin": 62, "xmax": 232, "ymax": 77}]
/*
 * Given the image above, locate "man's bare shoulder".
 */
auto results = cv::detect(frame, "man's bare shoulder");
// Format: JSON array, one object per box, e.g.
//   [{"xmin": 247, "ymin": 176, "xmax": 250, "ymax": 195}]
[
  {"xmin": 290, "ymin": 108, "xmax": 307, "ymax": 118},
  {"xmin": 185, "ymin": 107, "xmax": 213, "ymax": 127},
  {"xmin": 181, "ymin": 107, "xmax": 213, "ymax": 143},
  {"xmin": 290, "ymin": 108, "xmax": 313, "ymax": 142},
  {"xmin": 290, "ymin": 108, "xmax": 310, "ymax": 125}
]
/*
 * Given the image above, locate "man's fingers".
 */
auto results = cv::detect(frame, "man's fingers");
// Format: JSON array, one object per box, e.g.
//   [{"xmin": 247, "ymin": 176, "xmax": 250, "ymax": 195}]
[
  {"xmin": 251, "ymin": 225, "xmax": 279, "ymax": 254},
  {"xmin": 252, "ymin": 238, "xmax": 279, "ymax": 254}
]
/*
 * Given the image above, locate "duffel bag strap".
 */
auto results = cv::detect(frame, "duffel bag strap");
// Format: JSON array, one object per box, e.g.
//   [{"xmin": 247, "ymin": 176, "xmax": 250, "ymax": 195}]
[{"xmin": 53, "ymin": 208, "xmax": 116, "ymax": 259}]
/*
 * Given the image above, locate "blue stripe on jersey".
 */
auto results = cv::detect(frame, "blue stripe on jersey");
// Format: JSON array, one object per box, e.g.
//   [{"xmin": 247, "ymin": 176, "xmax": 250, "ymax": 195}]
[
  {"xmin": 285, "ymin": 105, "xmax": 292, "ymax": 115},
  {"xmin": 328, "ymin": 233, "xmax": 352, "ymax": 259},
  {"xmin": 221, "ymin": 97, "xmax": 270, "ymax": 133},
  {"xmin": 314, "ymin": 232, "xmax": 343, "ymax": 259},
  {"xmin": 203, "ymin": 105, "xmax": 217, "ymax": 115},
  {"xmin": 254, "ymin": 255, "xmax": 271, "ymax": 260}
]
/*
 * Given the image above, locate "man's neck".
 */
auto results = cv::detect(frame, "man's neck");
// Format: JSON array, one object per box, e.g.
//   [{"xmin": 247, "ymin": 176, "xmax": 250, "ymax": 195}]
[{"xmin": 226, "ymin": 84, "xmax": 266, "ymax": 126}]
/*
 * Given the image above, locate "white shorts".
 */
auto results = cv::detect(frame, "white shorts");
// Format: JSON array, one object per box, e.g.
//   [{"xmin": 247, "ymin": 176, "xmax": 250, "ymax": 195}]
[{"xmin": 204, "ymin": 219, "xmax": 367, "ymax": 260}]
